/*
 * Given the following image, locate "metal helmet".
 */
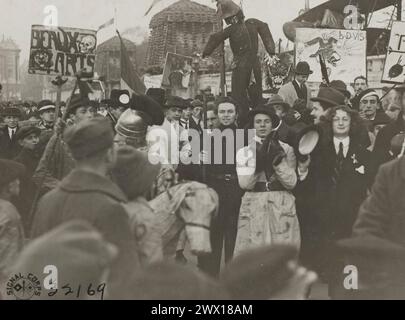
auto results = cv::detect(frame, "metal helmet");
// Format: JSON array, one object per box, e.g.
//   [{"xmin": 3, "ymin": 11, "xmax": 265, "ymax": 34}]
[
  {"xmin": 216, "ymin": 0, "xmax": 241, "ymax": 20},
  {"xmin": 115, "ymin": 108, "xmax": 152, "ymax": 139}
]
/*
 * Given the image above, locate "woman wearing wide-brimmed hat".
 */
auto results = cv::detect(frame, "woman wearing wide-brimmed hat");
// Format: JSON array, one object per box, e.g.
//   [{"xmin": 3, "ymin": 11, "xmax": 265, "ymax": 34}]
[{"xmin": 234, "ymin": 105, "xmax": 304, "ymax": 256}]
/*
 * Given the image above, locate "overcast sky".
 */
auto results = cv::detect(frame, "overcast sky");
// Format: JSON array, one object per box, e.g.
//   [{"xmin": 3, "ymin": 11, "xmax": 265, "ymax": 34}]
[{"xmin": 0, "ymin": 0, "xmax": 397, "ymax": 64}]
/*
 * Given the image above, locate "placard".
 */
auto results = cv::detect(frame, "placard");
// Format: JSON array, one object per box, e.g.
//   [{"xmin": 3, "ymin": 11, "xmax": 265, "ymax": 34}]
[
  {"xmin": 295, "ymin": 28, "xmax": 367, "ymax": 83},
  {"xmin": 28, "ymin": 25, "xmax": 97, "ymax": 77}
]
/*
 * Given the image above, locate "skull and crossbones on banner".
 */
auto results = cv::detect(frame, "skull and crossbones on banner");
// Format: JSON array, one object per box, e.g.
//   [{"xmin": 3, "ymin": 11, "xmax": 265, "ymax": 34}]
[{"xmin": 78, "ymin": 35, "xmax": 96, "ymax": 54}]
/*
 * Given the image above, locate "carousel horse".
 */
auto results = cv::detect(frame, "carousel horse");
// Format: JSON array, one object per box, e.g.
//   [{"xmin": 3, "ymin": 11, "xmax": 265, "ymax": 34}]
[{"xmin": 149, "ymin": 181, "xmax": 219, "ymax": 258}]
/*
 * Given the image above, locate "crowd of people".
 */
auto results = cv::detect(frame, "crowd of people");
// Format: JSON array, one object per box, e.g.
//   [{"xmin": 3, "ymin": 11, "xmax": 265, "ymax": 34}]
[
  {"xmin": 0, "ymin": 60, "xmax": 404, "ymax": 300},
  {"xmin": 1, "ymin": 0, "xmax": 405, "ymax": 300}
]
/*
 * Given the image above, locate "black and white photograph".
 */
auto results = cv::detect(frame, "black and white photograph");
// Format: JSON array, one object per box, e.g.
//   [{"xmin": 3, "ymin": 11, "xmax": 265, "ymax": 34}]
[{"xmin": 1, "ymin": 0, "xmax": 405, "ymax": 307}]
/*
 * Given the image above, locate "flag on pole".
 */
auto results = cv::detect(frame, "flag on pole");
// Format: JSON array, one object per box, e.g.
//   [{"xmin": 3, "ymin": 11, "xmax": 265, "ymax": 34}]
[
  {"xmin": 97, "ymin": 18, "xmax": 114, "ymax": 31},
  {"xmin": 117, "ymin": 31, "xmax": 146, "ymax": 95},
  {"xmin": 144, "ymin": 0, "xmax": 165, "ymax": 16}
]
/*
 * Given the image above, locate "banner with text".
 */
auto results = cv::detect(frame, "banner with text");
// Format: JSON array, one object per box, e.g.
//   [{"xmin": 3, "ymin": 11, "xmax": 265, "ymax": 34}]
[
  {"xmin": 295, "ymin": 28, "xmax": 367, "ymax": 83},
  {"xmin": 28, "ymin": 25, "xmax": 97, "ymax": 77}
]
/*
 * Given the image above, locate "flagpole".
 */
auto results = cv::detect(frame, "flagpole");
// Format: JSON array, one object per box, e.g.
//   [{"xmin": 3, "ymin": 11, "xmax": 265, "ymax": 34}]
[{"xmin": 114, "ymin": 5, "xmax": 118, "ymax": 30}]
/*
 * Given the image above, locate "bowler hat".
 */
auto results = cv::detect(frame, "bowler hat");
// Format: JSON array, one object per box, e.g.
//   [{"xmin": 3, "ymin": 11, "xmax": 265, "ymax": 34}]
[
  {"xmin": 14, "ymin": 126, "xmax": 41, "ymax": 141},
  {"xmin": 0, "ymin": 159, "xmax": 25, "ymax": 190},
  {"xmin": 64, "ymin": 117, "xmax": 114, "ymax": 160},
  {"xmin": 112, "ymin": 146, "xmax": 161, "ymax": 200},
  {"xmin": 2, "ymin": 107, "xmax": 21, "ymax": 118},
  {"xmin": 311, "ymin": 87, "xmax": 346, "ymax": 108},
  {"xmin": 294, "ymin": 61, "xmax": 313, "ymax": 76}
]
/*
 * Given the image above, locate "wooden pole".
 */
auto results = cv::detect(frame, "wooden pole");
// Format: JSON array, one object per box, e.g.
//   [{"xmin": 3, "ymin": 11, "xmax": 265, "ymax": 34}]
[
  {"xmin": 220, "ymin": 19, "xmax": 226, "ymax": 97},
  {"xmin": 398, "ymin": 0, "xmax": 402, "ymax": 20}
]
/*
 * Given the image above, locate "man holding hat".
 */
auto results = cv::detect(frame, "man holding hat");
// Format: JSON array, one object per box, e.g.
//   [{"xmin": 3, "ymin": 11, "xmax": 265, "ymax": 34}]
[
  {"xmin": 0, "ymin": 107, "xmax": 22, "ymax": 159},
  {"xmin": 31, "ymin": 117, "xmax": 140, "ymax": 296},
  {"xmin": 0, "ymin": 159, "xmax": 25, "ymax": 279},
  {"xmin": 279, "ymin": 61, "xmax": 313, "ymax": 109}
]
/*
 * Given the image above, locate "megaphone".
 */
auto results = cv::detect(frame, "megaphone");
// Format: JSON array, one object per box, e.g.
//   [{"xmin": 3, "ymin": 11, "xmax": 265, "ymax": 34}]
[{"xmin": 286, "ymin": 122, "xmax": 321, "ymax": 161}]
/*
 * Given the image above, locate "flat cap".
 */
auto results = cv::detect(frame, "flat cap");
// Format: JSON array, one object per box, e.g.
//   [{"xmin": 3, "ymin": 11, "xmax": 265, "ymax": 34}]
[
  {"xmin": 14, "ymin": 126, "xmax": 41, "ymax": 141},
  {"xmin": 63, "ymin": 117, "xmax": 114, "ymax": 160}
]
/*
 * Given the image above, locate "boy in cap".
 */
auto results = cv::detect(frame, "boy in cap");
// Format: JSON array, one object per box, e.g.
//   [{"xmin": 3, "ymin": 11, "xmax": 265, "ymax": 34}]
[
  {"xmin": 31, "ymin": 118, "xmax": 140, "ymax": 296},
  {"xmin": 0, "ymin": 107, "xmax": 22, "ymax": 159},
  {"xmin": 0, "ymin": 159, "xmax": 25, "ymax": 280}
]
